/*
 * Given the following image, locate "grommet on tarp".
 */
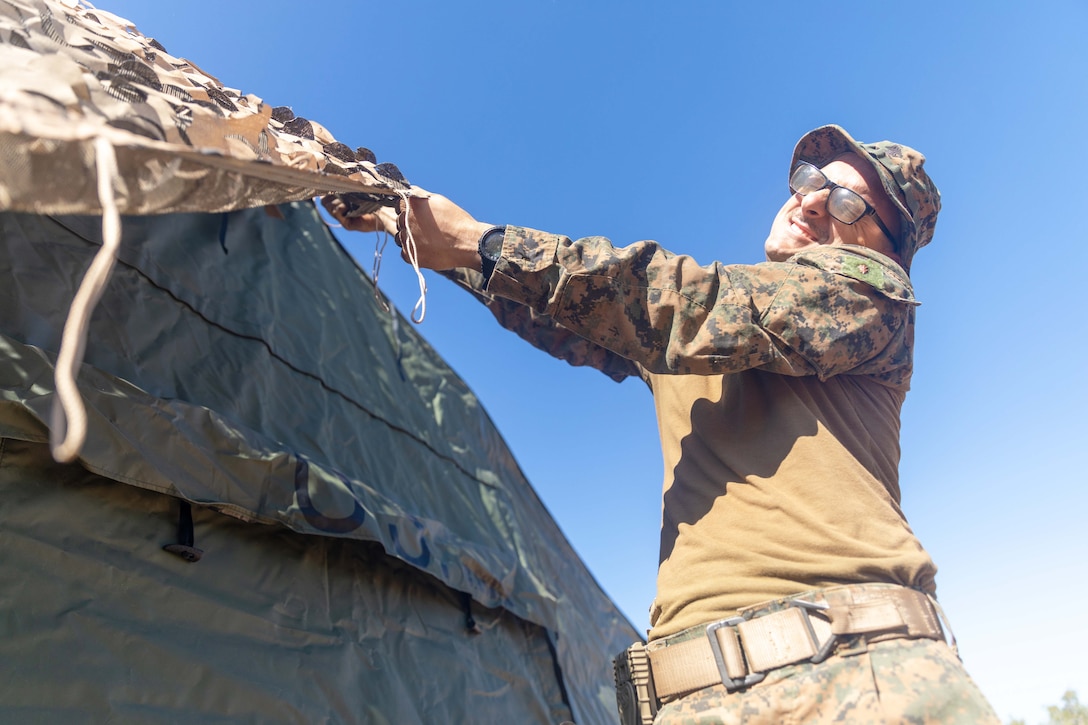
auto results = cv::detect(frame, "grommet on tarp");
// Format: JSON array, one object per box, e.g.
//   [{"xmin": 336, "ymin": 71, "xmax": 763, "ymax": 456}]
[
  {"xmin": 460, "ymin": 591, "xmax": 481, "ymax": 635},
  {"xmin": 163, "ymin": 499, "xmax": 203, "ymax": 562}
]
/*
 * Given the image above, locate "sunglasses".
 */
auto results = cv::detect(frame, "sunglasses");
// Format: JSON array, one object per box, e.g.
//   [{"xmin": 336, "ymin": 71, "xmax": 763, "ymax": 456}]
[{"xmin": 789, "ymin": 162, "xmax": 897, "ymax": 244}]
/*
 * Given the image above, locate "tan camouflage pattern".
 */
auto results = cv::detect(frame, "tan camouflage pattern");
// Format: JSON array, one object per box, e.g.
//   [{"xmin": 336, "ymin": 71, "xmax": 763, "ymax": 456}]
[
  {"xmin": 0, "ymin": 0, "xmax": 405, "ymax": 216},
  {"xmin": 791, "ymin": 125, "xmax": 941, "ymax": 271},
  {"xmin": 653, "ymin": 638, "xmax": 999, "ymax": 724},
  {"xmin": 468, "ymin": 226, "xmax": 917, "ymax": 390}
]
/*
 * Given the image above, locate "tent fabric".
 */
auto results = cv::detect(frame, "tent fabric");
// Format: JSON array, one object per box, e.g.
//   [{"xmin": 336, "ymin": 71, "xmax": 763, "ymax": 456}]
[
  {"xmin": 0, "ymin": 436, "xmax": 575, "ymax": 724},
  {"xmin": 0, "ymin": 2, "xmax": 642, "ymax": 721},
  {"xmin": 0, "ymin": 205, "xmax": 639, "ymax": 723}
]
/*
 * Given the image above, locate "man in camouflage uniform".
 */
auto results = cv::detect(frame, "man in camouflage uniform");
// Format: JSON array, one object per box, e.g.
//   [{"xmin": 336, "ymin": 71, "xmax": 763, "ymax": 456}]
[{"xmin": 326, "ymin": 125, "xmax": 999, "ymax": 723}]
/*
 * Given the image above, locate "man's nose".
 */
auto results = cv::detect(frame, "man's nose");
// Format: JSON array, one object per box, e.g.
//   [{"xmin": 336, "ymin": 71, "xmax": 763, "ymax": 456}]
[{"xmin": 800, "ymin": 189, "xmax": 830, "ymax": 217}]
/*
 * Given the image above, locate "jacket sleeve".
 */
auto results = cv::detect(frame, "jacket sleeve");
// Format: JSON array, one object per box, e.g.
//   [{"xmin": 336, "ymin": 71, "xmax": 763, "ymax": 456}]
[
  {"xmin": 483, "ymin": 226, "xmax": 917, "ymax": 384},
  {"xmin": 439, "ymin": 267, "xmax": 642, "ymax": 383}
]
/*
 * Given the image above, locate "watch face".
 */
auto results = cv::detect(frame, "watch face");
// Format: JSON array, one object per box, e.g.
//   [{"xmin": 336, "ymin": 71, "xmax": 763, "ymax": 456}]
[{"xmin": 481, "ymin": 227, "xmax": 506, "ymax": 261}]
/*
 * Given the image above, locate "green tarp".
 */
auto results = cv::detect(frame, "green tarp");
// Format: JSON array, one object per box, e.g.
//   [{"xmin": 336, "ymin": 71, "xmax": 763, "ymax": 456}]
[{"xmin": 0, "ymin": 204, "xmax": 639, "ymax": 723}]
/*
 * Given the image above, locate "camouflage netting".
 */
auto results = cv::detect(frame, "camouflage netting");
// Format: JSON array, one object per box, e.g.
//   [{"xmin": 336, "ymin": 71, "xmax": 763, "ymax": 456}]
[{"xmin": 0, "ymin": 0, "xmax": 404, "ymax": 216}]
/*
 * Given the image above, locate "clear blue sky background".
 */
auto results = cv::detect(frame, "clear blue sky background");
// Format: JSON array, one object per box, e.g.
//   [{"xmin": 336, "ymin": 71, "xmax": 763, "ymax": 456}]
[{"xmin": 100, "ymin": 1, "xmax": 1087, "ymax": 721}]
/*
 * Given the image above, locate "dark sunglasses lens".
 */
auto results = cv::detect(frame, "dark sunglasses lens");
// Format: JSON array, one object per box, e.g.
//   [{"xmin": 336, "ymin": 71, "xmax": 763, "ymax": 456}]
[
  {"xmin": 790, "ymin": 164, "xmax": 825, "ymax": 194},
  {"xmin": 828, "ymin": 188, "xmax": 866, "ymax": 224}
]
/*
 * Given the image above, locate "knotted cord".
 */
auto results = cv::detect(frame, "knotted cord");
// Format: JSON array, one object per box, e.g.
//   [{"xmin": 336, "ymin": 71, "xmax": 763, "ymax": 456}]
[
  {"xmin": 395, "ymin": 190, "xmax": 428, "ymax": 324},
  {"xmin": 50, "ymin": 135, "xmax": 122, "ymax": 463},
  {"xmin": 365, "ymin": 198, "xmax": 427, "ymax": 323}
]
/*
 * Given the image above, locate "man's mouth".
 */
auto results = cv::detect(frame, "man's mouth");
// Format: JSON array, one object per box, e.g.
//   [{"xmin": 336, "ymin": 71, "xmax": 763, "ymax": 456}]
[{"xmin": 789, "ymin": 217, "xmax": 819, "ymax": 243}]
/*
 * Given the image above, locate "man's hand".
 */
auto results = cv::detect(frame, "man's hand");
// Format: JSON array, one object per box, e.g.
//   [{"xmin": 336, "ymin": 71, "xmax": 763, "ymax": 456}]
[
  {"xmin": 321, "ymin": 195, "xmax": 398, "ymax": 235},
  {"xmin": 321, "ymin": 191, "xmax": 493, "ymax": 272},
  {"xmin": 395, "ymin": 192, "xmax": 493, "ymax": 272}
]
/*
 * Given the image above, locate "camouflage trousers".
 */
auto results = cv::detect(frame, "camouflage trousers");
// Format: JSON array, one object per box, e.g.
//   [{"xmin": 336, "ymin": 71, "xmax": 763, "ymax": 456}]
[{"xmin": 653, "ymin": 637, "xmax": 999, "ymax": 725}]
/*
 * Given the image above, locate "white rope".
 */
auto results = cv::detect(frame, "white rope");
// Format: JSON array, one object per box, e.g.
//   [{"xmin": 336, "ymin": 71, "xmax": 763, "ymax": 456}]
[
  {"xmin": 370, "ymin": 226, "xmax": 392, "ymax": 314},
  {"xmin": 345, "ymin": 199, "xmax": 426, "ymax": 323},
  {"xmin": 395, "ymin": 189, "xmax": 428, "ymax": 324},
  {"xmin": 49, "ymin": 135, "xmax": 122, "ymax": 463}
]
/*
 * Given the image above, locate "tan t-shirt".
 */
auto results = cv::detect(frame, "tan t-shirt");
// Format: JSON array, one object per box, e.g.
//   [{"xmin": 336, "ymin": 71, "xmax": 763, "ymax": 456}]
[{"xmin": 645, "ymin": 369, "xmax": 935, "ymax": 639}]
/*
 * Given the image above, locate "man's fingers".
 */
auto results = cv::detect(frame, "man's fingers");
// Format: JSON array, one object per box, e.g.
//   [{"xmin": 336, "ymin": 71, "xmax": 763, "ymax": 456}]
[
  {"xmin": 320, "ymin": 195, "xmax": 356, "ymax": 226},
  {"xmin": 371, "ymin": 206, "xmax": 399, "ymax": 236},
  {"xmin": 337, "ymin": 213, "xmax": 381, "ymax": 233},
  {"xmin": 395, "ymin": 207, "xmax": 408, "ymax": 247},
  {"xmin": 320, "ymin": 195, "xmax": 403, "ymax": 234},
  {"xmin": 319, "ymin": 194, "xmax": 345, "ymax": 218}
]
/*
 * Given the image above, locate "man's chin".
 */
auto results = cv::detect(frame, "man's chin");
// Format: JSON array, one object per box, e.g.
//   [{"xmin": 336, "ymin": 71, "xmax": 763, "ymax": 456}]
[
  {"xmin": 765, "ymin": 231, "xmax": 830, "ymax": 261},
  {"xmin": 765, "ymin": 239, "xmax": 804, "ymax": 262}
]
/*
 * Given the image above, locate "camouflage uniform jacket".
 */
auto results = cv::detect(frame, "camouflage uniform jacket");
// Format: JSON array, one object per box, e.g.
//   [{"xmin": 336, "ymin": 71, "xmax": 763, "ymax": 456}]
[
  {"xmin": 446, "ymin": 226, "xmax": 916, "ymax": 388},
  {"xmin": 443, "ymin": 225, "xmax": 938, "ymax": 640}
]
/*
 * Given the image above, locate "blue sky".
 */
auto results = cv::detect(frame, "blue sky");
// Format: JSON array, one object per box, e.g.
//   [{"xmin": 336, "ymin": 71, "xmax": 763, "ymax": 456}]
[{"xmin": 99, "ymin": 1, "xmax": 1087, "ymax": 721}]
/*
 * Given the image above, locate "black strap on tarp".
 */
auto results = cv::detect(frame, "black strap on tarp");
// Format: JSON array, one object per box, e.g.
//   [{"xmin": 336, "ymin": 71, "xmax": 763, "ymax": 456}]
[{"xmin": 163, "ymin": 499, "xmax": 204, "ymax": 562}]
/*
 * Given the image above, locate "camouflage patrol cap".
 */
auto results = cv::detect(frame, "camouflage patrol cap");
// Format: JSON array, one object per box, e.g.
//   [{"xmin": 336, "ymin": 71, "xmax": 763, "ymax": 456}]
[{"xmin": 790, "ymin": 125, "xmax": 940, "ymax": 270}]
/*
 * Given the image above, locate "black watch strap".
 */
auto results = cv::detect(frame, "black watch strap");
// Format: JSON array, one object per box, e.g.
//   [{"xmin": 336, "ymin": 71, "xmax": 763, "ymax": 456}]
[{"xmin": 477, "ymin": 225, "xmax": 507, "ymax": 283}]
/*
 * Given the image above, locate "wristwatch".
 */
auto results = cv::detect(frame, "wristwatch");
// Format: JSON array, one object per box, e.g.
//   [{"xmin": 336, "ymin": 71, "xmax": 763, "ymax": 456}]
[{"xmin": 477, "ymin": 225, "xmax": 507, "ymax": 283}]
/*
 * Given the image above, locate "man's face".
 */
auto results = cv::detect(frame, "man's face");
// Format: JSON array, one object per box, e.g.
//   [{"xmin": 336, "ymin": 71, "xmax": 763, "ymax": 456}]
[{"xmin": 764, "ymin": 153, "xmax": 901, "ymax": 263}]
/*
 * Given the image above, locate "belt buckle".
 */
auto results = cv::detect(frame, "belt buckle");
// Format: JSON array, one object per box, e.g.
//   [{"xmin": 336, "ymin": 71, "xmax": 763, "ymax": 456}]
[
  {"xmin": 789, "ymin": 598, "xmax": 838, "ymax": 664},
  {"xmin": 705, "ymin": 617, "xmax": 766, "ymax": 693}
]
